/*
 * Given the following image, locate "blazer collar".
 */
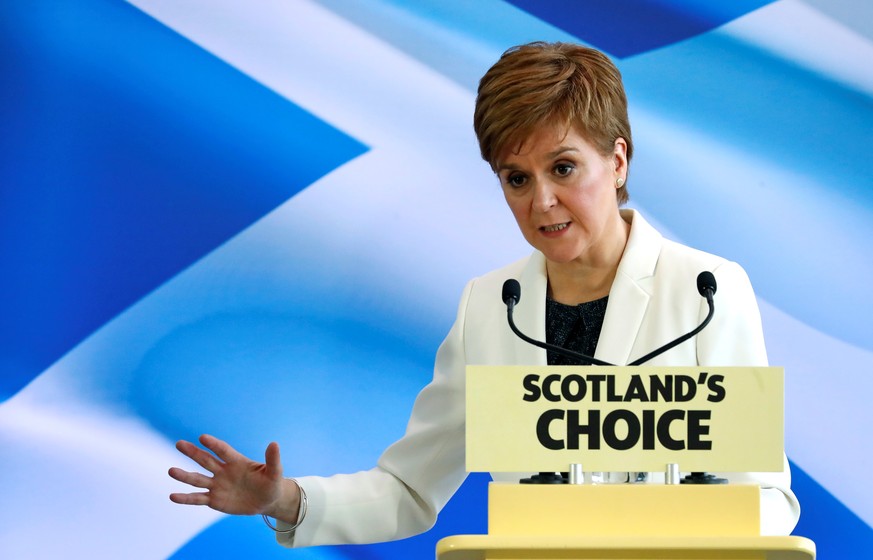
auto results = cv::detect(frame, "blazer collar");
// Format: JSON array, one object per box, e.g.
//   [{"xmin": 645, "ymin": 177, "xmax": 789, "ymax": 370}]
[
  {"xmin": 512, "ymin": 209, "xmax": 662, "ymax": 367},
  {"xmin": 512, "ymin": 251, "xmax": 549, "ymax": 366}
]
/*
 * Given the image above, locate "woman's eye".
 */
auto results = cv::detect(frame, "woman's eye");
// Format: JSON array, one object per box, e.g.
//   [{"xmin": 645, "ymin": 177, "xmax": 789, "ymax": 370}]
[
  {"xmin": 554, "ymin": 164, "xmax": 574, "ymax": 177},
  {"xmin": 506, "ymin": 174, "xmax": 526, "ymax": 188}
]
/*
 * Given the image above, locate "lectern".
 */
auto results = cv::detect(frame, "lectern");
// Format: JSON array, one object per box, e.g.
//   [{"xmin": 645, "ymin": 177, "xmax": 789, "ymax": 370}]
[{"xmin": 438, "ymin": 366, "xmax": 815, "ymax": 559}]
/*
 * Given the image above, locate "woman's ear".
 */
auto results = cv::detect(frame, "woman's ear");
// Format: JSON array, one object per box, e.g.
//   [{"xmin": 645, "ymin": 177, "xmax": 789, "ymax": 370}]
[{"xmin": 613, "ymin": 137, "xmax": 628, "ymax": 179}]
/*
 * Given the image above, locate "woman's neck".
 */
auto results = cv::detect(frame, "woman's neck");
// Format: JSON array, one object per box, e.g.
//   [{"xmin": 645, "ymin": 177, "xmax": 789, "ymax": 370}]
[
  {"xmin": 546, "ymin": 214, "xmax": 630, "ymax": 305},
  {"xmin": 547, "ymin": 264, "xmax": 616, "ymax": 305}
]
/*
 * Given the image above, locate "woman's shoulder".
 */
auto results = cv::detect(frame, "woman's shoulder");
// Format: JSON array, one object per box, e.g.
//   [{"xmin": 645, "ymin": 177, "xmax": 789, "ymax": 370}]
[
  {"xmin": 624, "ymin": 210, "xmax": 754, "ymax": 297},
  {"xmin": 660, "ymin": 237, "xmax": 730, "ymax": 270},
  {"xmin": 478, "ymin": 253, "xmax": 538, "ymax": 282},
  {"xmin": 459, "ymin": 251, "xmax": 544, "ymax": 309},
  {"xmin": 627, "ymin": 209, "xmax": 736, "ymax": 272}
]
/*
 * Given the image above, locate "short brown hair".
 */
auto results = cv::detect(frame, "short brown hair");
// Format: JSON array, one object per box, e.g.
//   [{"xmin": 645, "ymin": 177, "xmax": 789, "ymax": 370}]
[{"xmin": 474, "ymin": 42, "xmax": 633, "ymax": 204}]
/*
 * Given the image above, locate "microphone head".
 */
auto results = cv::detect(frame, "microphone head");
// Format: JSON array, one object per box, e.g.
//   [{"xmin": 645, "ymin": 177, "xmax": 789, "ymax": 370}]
[
  {"xmin": 502, "ymin": 279, "xmax": 521, "ymax": 306},
  {"xmin": 697, "ymin": 271, "xmax": 717, "ymax": 297}
]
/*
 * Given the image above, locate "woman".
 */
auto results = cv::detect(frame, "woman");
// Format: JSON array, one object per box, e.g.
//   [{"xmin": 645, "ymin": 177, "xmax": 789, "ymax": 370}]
[{"xmin": 169, "ymin": 42, "xmax": 800, "ymax": 546}]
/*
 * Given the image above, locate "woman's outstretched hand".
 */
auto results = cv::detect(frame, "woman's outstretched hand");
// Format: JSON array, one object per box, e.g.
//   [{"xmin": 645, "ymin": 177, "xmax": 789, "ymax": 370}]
[{"xmin": 168, "ymin": 434, "xmax": 300, "ymax": 523}]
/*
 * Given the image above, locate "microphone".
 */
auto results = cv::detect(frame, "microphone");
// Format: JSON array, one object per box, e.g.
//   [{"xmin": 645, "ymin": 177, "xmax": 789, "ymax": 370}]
[
  {"xmin": 697, "ymin": 270, "xmax": 716, "ymax": 300},
  {"xmin": 502, "ymin": 278, "xmax": 521, "ymax": 308},
  {"xmin": 502, "ymin": 279, "xmax": 613, "ymax": 366},
  {"xmin": 502, "ymin": 271, "xmax": 717, "ymax": 367},
  {"xmin": 628, "ymin": 271, "xmax": 717, "ymax": 366}
]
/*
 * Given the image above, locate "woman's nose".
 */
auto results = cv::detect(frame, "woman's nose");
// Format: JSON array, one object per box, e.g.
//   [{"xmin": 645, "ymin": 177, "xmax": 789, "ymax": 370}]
[{"xmin": 531, "ymin": 180, "xmax": 558, "ymax": 212}]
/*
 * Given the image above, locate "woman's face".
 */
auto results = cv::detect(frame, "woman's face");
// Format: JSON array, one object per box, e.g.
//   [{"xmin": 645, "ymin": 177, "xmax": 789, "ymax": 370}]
[{"xmin": 496, "ymin": 125, "xmax": 628, "ymax": 267}]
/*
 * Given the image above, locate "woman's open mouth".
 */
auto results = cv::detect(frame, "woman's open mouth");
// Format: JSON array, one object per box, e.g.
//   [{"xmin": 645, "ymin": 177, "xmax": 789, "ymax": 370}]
[{"xmin": 541, "ymin": 222, "xmax": 570, "ymax": 233}]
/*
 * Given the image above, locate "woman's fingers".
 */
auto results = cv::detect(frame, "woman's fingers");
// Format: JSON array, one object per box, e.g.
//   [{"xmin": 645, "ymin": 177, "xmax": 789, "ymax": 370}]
[
  {"xmin": 168, "ymin": 467, "xmax": 213, "ymax": 489},
  {"xmin": 199, "ymin": 434, "xmax": 245, "ymax": 465},
  {"xmin": 176, "ymin": 439, "xmax": 223, "ymax": 473},
  {"xmin": 169, "ymin": 491, "xmax": 210, "ymax": 506},
  {"xmin": 264, "ymin": 442, "xmax": 283, "ymax": 479}
]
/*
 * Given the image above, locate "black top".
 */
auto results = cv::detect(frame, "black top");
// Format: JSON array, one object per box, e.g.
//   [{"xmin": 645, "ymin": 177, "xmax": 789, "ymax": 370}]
[{"xmin": 545, "ymin": 296, "xmax": 608, "ymax": 365}]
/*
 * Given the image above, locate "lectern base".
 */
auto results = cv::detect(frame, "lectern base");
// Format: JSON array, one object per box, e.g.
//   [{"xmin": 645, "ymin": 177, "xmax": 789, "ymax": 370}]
[
  {"xmin": 435, "ymin": 483, "xmax": 815, "ymax": 560},
  {"xmin": 436, "ymin": 535, "xmax": 816, "ymax": 560}
]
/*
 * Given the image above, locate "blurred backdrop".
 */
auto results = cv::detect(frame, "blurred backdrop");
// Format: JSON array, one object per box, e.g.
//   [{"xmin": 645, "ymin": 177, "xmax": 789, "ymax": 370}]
[{"xmin": 1, "ymin": 0, "xmax": 871, "ymax": 558}]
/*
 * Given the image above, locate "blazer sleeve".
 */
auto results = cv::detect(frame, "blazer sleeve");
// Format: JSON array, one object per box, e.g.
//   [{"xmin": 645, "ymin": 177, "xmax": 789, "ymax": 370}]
[
  {"xmin": 699, "ymin": 260, "xmax": 801, "ymax": 536},
  {"xmin": 276, "ymin": 279, "xmax": 474, "ymax": 547}
]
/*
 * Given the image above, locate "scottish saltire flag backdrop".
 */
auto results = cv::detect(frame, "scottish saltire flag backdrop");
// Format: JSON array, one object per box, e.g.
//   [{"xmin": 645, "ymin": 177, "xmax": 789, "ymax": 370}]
[{"xmin": 1, "ymin": 0, "xmax": 871, "ymax": 558}]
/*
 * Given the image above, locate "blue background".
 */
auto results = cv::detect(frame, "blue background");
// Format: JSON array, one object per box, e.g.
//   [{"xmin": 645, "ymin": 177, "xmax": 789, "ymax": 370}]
[{"xmin": 2, "ymin": 0, "xmax": 871, "ymax": 558}]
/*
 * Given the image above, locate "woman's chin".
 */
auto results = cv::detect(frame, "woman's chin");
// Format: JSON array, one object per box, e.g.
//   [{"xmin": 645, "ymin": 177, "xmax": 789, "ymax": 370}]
[{"xmin": 540, "ymin": 249, "xmax": 582, "ymax": 266}]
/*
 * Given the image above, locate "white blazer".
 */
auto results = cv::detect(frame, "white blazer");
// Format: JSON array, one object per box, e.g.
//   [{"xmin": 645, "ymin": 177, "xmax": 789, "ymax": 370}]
[{"xmin": 280, "ymin": 210, "xmax": 800, "ymax": 547}]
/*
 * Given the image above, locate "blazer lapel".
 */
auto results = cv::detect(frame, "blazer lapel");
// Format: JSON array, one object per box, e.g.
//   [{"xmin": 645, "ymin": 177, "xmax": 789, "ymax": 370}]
[
  {"xmin": 511, "ymin": 251, "xmax": 549, "ymax": 366},
  {"xmin": 595, "ymin": 210, "xmax": 661, "ymax": 366}
]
